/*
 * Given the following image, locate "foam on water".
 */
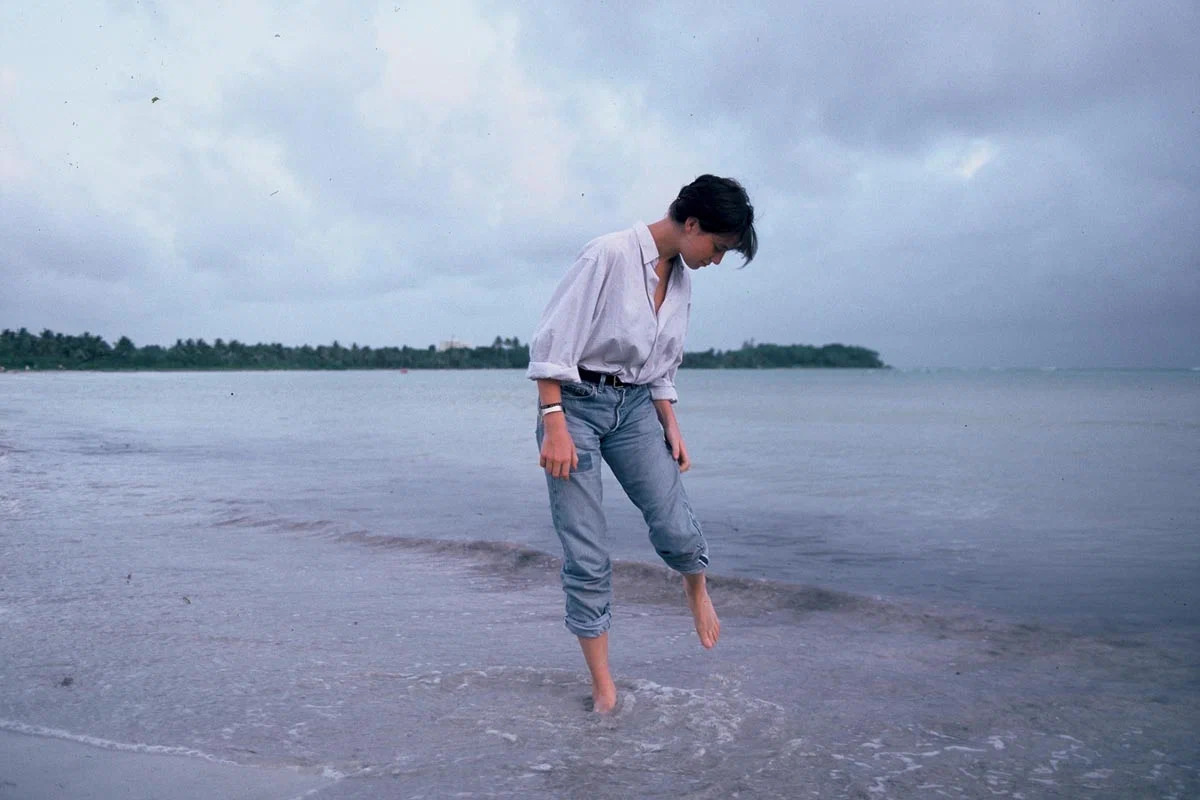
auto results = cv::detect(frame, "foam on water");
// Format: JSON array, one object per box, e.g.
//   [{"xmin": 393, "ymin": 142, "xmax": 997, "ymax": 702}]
[
  {"xmin": 0, "ymin": 719, "xmax": 237, "ymax": 765},
  {"xmin": 352, "ymin": 665, "xmax": 787, "ymax": 776}
]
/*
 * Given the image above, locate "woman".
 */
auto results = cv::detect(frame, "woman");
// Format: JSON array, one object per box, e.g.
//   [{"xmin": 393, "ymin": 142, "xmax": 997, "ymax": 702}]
[{"xmin": 526, "ymin": 174, "xmax": 757, "ymax": 713}]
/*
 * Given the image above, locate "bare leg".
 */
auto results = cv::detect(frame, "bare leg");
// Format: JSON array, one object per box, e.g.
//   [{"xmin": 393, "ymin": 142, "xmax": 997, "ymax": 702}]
[
  {"xmin": 683, "ymin": 572, "xmax": 720, "ymax": 649},
  {"xmin": 578, "ymin": 633, "xmax": 618, "ymax": 713}
]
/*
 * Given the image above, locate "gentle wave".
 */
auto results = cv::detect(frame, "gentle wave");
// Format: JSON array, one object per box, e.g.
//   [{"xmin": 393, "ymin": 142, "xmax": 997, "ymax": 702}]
[
  {"xmin": 325, "ymin": 532, "xmax": 1200, "ymax": 662},
  {"xmin": 0, "ymin": 719, "xmax": 363, "ymax": 796},
  {"xmin": 213, "ymin": 513, "xmax": 339, "ymax": 533},
  {"xmin": 0, "ymin": 719, "xmax": 239, "ymax": 765},
  {"xmin": 335, "ymin": 531, "xmax": 875, "ymax": 617},
  {"xmin": 204, "ymin": 506, "xmax": 1196, "ymax": 647},
  {"xmin": 207, "ymin": 505, "xmax": 867, "ymax": 616}
]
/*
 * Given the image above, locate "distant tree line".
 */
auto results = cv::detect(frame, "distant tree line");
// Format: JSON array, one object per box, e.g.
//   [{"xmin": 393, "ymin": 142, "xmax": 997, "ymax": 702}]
[
  {"xmin": 0, "ymin": 328, "xmax": 885, "ymax": 371},
  {"xmin": 0, "ymin": 329, "xmax": 531, "ymax": 370},
  {"xmin": 681, "ymin": 340, "xmax": 885, "ymax": 369}
]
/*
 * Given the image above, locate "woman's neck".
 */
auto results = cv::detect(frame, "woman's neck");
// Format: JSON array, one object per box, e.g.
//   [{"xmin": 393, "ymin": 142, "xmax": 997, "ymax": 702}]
[{"xmin": 647, "ymin": 217, "xmax": 682, "ymax": 263}]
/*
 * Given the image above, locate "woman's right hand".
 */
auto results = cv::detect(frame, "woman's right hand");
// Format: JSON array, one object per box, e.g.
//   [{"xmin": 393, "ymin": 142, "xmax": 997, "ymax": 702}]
[{"xmin": 539, "ymin": 416, "xmax": 579, "ymax": 480}]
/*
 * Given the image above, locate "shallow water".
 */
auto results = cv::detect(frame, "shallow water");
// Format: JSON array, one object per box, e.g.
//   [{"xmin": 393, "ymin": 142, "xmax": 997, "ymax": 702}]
[
  {"xmin": 1, "ymin": 369, "xmax": 1197, "ymax": 798},
  {"xmin": 4, "ymin": 368, "xmax": 1196, "ymax": 627}
]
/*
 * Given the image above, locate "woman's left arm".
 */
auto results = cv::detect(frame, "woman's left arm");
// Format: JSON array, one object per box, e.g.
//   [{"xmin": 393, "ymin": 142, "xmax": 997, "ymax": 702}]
[{"xmin": 654, "ymin": 399, "xmax": 690, "ymax": 473}]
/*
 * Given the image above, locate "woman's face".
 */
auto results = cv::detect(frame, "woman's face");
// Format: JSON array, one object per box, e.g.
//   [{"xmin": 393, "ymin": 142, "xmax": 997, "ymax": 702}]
[{"xmin": 679, "ymin": 218, "xmax": 739, "ymax": 270}]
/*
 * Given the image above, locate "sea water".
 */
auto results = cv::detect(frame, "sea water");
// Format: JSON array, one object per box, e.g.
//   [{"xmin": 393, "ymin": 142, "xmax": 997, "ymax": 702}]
[{"xmin": 1, "ymin": 369, "xmax": 1197, "ymax": 798}]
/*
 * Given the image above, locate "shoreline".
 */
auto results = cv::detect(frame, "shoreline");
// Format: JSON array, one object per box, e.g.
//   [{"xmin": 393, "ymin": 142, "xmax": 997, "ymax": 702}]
[
  {"xmin": 0, "ymin": 728, "xmax": 335, "ymax": 800},
  {"xmin": 2, "ymin": 522, "xmax": 1196, "ymax": 799}
]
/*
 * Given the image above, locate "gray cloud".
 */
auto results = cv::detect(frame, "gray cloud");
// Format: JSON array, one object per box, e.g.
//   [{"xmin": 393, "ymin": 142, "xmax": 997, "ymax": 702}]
[{"xmin": 1, "ymin": 0, "xmax": 1197, "ymax": 366}]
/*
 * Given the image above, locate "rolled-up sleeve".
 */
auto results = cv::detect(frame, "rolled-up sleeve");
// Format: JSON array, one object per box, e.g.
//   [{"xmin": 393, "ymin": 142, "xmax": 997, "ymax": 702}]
[
  {"xmin": 648, "ymin": 297, "xmax": 689, "ymax": 402},
  {"xmin": 648, "ymin": 358, "xmax": 680, "ymax": 403},
  {"xmin": 526, "ymin": 250, "xmax": 610, "ymax": 384}
]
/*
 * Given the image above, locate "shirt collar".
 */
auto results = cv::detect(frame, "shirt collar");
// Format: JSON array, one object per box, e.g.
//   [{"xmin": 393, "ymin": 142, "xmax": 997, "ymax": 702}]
[{"xmin": 635, "ymin": 222, "xmax": 660, "ymax": 267}]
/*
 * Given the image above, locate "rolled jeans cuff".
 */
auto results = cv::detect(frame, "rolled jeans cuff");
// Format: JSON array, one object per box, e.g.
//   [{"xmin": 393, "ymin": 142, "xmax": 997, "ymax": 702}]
[
  {"xmin": 565, "ymin": 611, "xmax": 611, "ymax": 638},
  {"xmin": 664, "ymin": 548, "xmax": 709, "ymax": 575}
]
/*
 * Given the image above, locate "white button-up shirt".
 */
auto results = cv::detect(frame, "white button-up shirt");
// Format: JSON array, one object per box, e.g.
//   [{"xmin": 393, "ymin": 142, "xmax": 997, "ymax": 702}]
[{"xmin": 526, "ymin": 223, "xmax": 691, "ymax": 402}]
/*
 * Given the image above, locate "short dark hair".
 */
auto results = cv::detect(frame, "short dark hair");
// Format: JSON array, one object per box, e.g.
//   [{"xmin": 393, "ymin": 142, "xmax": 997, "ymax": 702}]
[{"xmin": 668, "ymin": 174, "xmax": 757, "ymax": 263}]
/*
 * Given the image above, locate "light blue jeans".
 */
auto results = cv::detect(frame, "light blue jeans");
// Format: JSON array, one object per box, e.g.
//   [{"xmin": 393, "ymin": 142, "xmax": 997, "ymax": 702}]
[{"xmin": 536, "ymin": 381, "xmax": 709, "ymax": 638}]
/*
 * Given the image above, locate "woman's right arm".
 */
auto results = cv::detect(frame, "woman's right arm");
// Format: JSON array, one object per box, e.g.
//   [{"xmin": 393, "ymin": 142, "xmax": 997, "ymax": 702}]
[
  {"xmin": 537, "ymin": 379, "xmax": 578, "ymax": 480},
  {"xmin": 528, "ymin": 246, "xmax": 609, "ymax": 481}
]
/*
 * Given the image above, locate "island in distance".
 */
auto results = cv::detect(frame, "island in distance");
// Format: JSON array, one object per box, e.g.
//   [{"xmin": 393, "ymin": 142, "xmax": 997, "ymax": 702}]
[{"xmin": 0, "ymin": 328, "xmax": 886, "ymax": 371}]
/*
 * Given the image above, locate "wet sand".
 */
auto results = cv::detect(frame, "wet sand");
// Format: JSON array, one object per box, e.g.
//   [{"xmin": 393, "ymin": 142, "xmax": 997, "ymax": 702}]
[
  {"xmin": 0, "ymin": 729, "xmax": 333, "ymax": 800},
  {"xmin": 2, "ymin": 521, "xmax": 1196, "ymax": 799}
]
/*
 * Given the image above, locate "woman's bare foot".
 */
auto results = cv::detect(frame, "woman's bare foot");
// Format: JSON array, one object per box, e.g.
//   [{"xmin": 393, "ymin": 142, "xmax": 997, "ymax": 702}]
[
  {"xmin": 578, "ymin": 633, "xmax": 618, "ymax": 713},
  {"xmin": 683, "ymin": 572, "xmax": 720, "ymax": 648},
  {"xmin": 588, "ymin": 681, "xmax": 618, "ymax": 714}
]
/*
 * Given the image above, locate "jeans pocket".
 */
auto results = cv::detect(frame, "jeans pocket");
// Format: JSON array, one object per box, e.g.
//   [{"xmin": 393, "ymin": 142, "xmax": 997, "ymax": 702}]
[{"xmin": 561, "ymin": 381, "xmax": 596, "ymax": 399}]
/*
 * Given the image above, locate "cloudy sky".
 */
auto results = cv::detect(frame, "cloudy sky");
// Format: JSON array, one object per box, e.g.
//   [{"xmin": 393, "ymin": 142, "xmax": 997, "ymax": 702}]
[{"xmin": 2, "ymin": 1, "xmax": 1197, "ymax": 368}]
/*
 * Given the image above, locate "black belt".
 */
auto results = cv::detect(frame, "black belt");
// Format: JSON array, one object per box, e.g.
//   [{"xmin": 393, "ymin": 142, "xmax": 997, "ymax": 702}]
[{"xmin": 577, "ymin": 368, "xmax": 630, "ymax": 388}]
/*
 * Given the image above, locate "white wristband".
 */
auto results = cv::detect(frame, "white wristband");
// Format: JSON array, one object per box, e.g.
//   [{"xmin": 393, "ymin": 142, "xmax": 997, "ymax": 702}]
[{"xmin": 538, "ymin": 403, "xmax": 564, "ymax": 418}]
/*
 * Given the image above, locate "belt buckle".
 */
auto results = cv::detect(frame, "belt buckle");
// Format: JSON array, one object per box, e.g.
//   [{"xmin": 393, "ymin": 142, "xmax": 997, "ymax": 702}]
[{"xmin": 579, "ymin": 368, "xmax": 624, "ymax": 388}]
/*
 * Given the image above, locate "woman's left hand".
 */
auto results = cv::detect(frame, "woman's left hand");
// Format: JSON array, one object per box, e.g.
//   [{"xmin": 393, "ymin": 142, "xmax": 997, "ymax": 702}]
[
  {"xmin": 664, "ymin": 423, "xmax": 691, "ymax": 472},
  {"xmin": 654, "ymin": 399, "xmax": 691, "ymax": 472}
]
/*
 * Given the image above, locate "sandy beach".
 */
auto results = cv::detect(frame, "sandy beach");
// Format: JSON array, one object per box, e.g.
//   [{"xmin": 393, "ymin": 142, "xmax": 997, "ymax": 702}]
[
  {"xmin": 3, "ymin": 522, "xmax": 1196, "ymax": 799},
  {"xmin": 0, "ymin": 729, "xmax": 334, "ymax": 800}
]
